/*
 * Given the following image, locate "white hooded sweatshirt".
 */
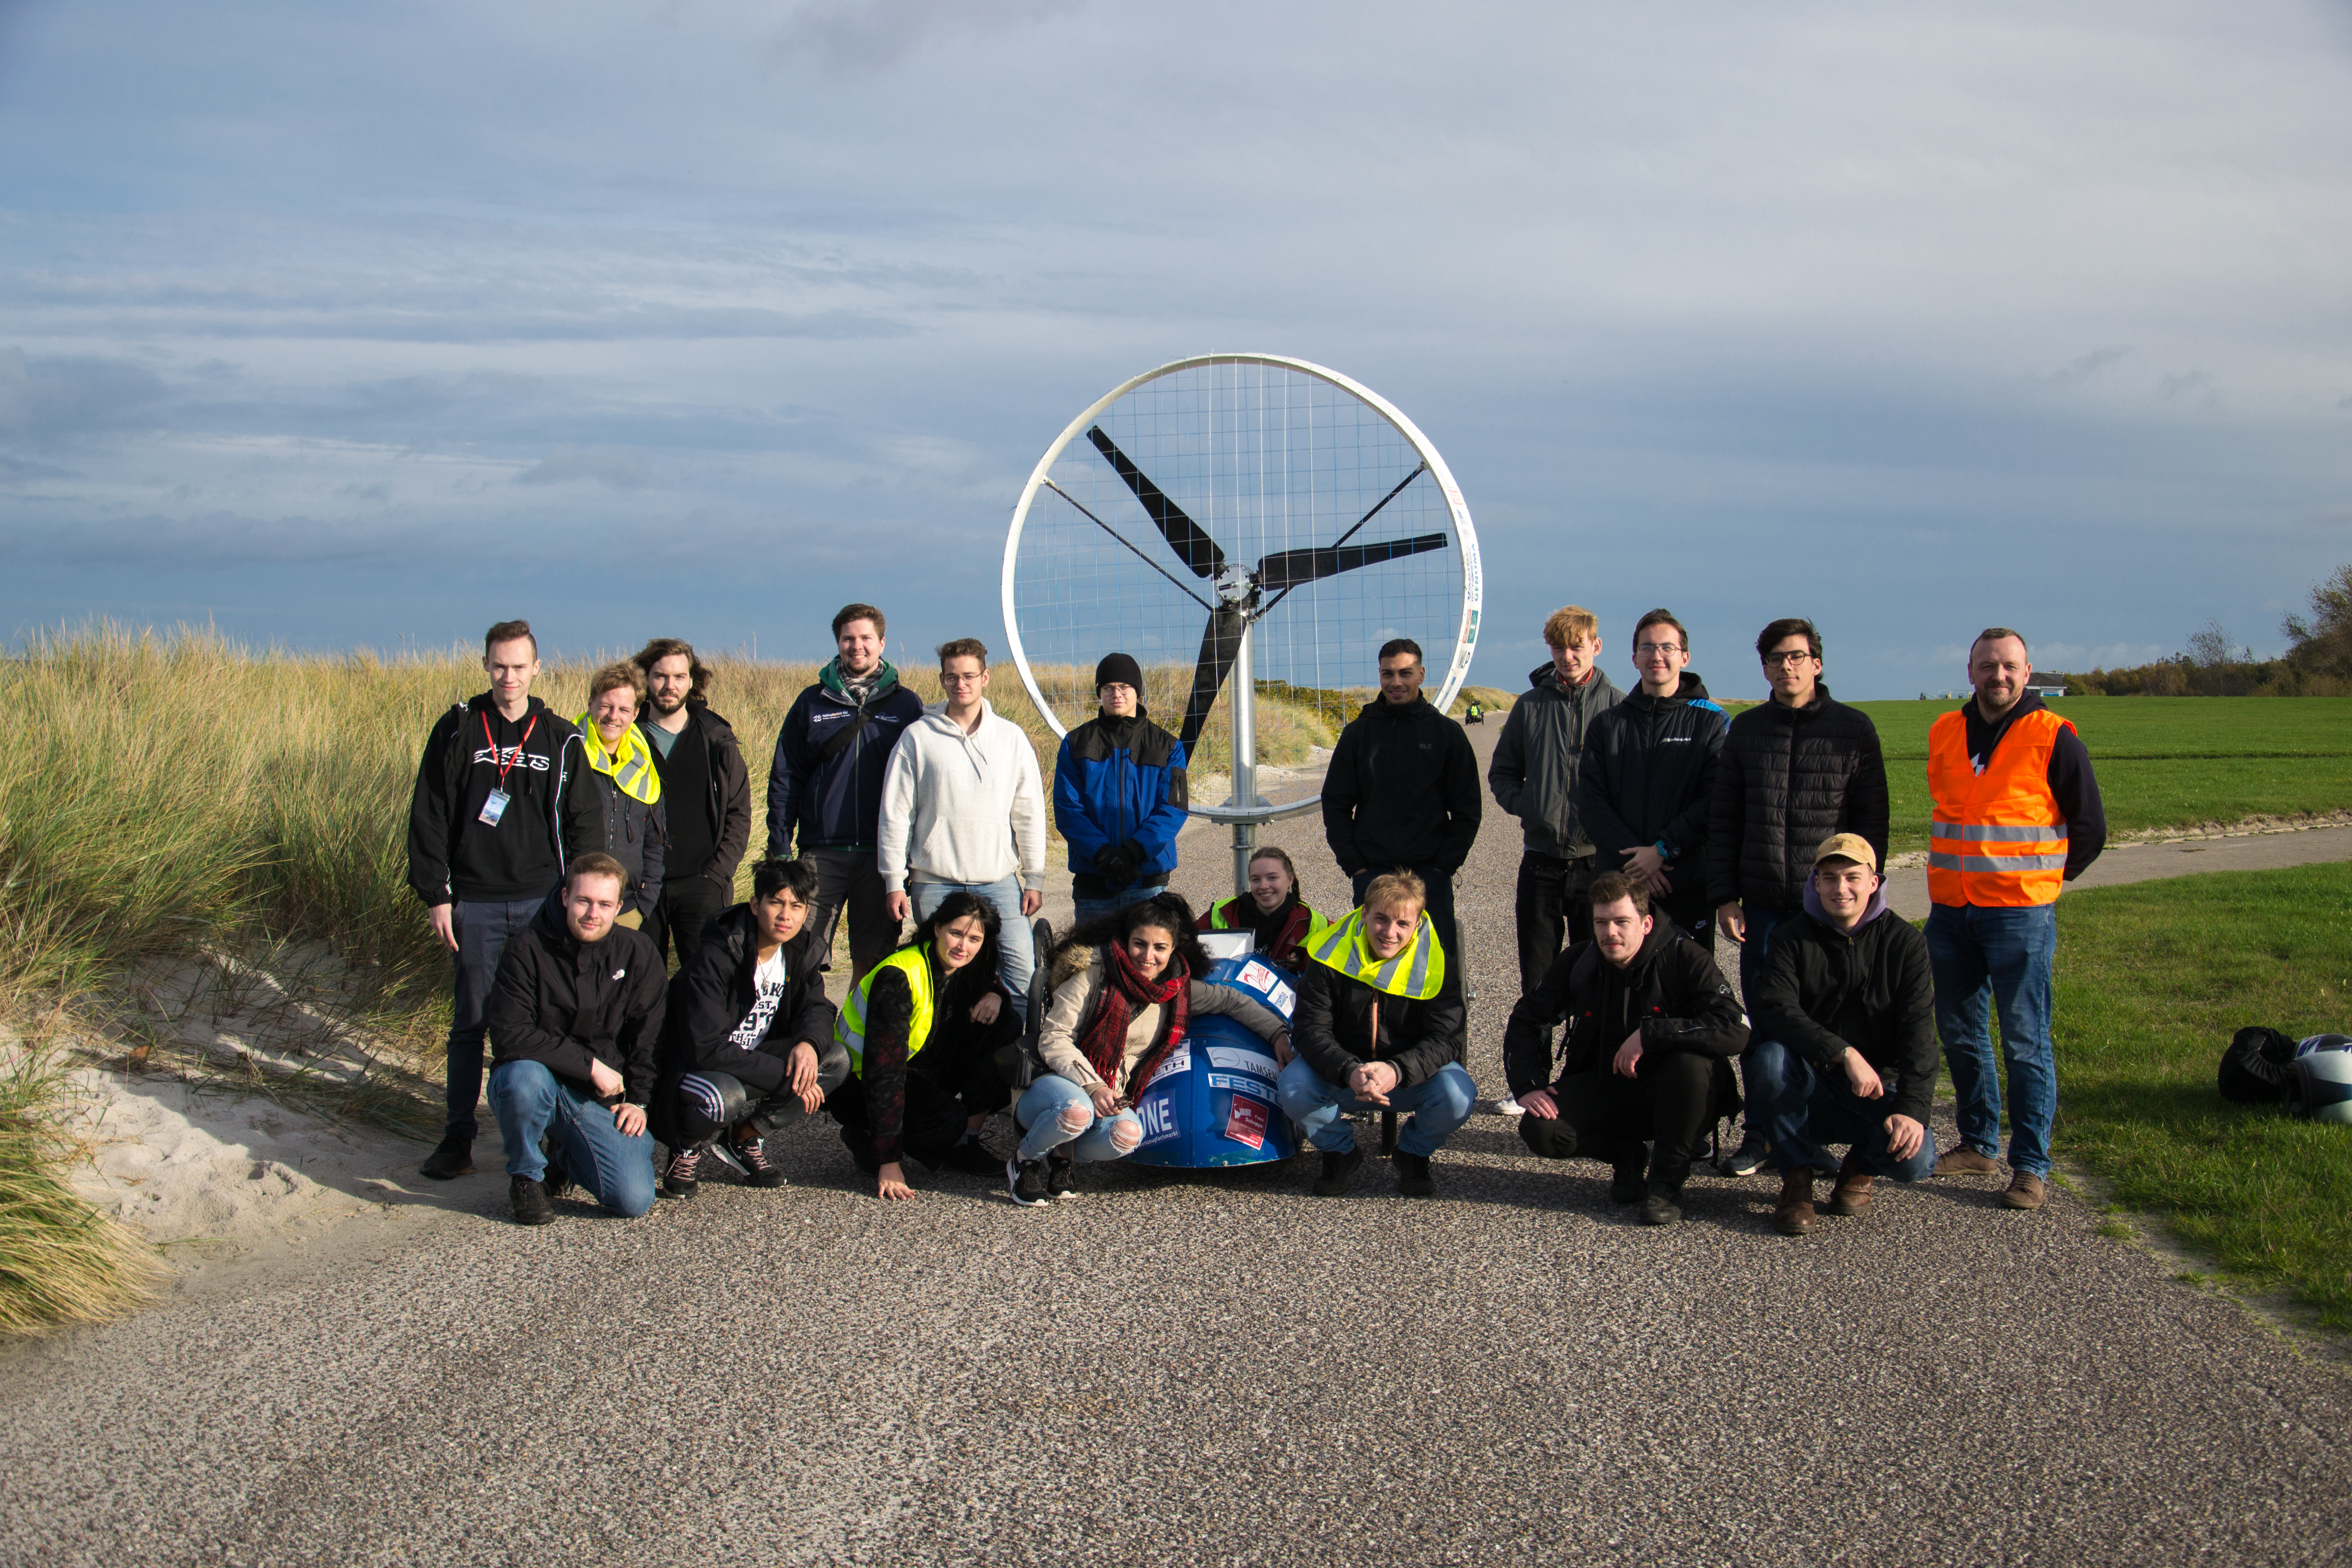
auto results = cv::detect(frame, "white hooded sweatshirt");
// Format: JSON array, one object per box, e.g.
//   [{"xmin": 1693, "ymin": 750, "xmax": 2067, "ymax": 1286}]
[{"xmin": 877, "ymin": 700, "xmax": 1047, "ymax": 894}]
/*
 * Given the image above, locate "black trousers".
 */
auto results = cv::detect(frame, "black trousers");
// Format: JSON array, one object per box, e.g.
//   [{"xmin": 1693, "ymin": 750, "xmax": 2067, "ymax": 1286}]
[
  {"xmin": 829, "ymin": 1005, "xmax": 1018, "ymax": 1172},
  {"xmin": 643, "ymin": 872, "xmax": 732, "ymax": 970},
  {"xmin": 1514, "ymin": 851, "xmax": 1597, "ymax": 997},
  {"xmin": 1515, "ymin": 1051, "xmax": 1718, "ymax": 1190}
]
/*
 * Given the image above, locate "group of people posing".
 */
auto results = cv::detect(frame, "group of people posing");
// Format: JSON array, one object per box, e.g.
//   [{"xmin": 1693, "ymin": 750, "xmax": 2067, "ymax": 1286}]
[{"xmin": 404, "ymin": 599, "xmax": 2103, "ymax": 1235}]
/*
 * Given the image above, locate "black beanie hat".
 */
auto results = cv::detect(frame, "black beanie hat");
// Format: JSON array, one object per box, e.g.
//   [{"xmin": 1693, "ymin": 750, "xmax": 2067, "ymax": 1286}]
[{"xmin": 1095, "ymin": 652, "xmax": 1143, "ymax": 693}]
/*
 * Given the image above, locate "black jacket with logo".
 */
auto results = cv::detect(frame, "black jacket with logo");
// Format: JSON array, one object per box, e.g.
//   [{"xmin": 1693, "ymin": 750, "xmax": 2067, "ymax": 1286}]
[
  {"xmin": 661, "ymin": 904, "xmax": 836, "ymax": 1097},
  {"xmin": 486, "ymin": 901, "xmax": 666, "ymax": 1105},
  {"xmin": 1293, "ymin": 955, "xmax": 1467, "ymax": 1092},
  {"xmin": 1750, "ymin": 885, "xmax": 1937, "ymax": 1126},
  {"xmin": 1704, "ymin": 684, "xmax": 1889, "ymax": 913},
  {"xmin": 1575, "ymin": 672, "xmax": 1726, "ymax": 893},
  {"xmin": 406, "ymin": 694, "xmax": 581, "ymax": 908},
  {"xmin": 765, "ymin": 666, "xmax": 925, "ymax": 858},
  {"xmin": 1488, "ymin": 660, "xmax": 1625, "ymax": 859},
  {"xmin": 1321, "ymin": 695, "xmax": 1482, "ymax": 876},
  {"xmin": 1502, "ymin": 920, "xmax": 1749, "ymax": 1097}
]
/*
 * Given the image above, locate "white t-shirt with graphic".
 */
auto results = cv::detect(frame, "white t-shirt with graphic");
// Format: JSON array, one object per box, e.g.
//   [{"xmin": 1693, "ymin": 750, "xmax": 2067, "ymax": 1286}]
[{"xmin": 728, "ymin": 948, "xmax": 788, "ymax": 1048}]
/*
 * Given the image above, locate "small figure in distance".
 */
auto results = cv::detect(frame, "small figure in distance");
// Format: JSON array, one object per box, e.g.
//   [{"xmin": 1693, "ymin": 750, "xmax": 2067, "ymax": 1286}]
[
  {"xmin": 1924, "ymin": 628, "xmax": 2105, "ymax": 1212},
  {"xmin": 1278, "ymin": 871, "xmax": 1476, "ymax": 1199},
  {"xmin": 1745, "ymin": 836, "xmax": 1937, "ymax": 1235},
  {"xmin": 406, "ymin": 618, "xmax": 581, "ymax": 1181},
  {"xmin": 1575, "ymin": 608, "xmax": 1725, "ymax": 945},
  {"xmin": 878, "ymin": 638, "xmax": 1047, "ymax": 1022},
  {"xmin": 1321, "ymin": 638, "xmax": 1481, "ymax": 964},
  {"xmin": 831, "ymin": 891, "xmax": 1026, "ymax": 1200},
  {"xmin": 653, "ymin": 857, "xmax": 850, "ymax": 1200},
  {"xmin": 564, "ymin": 661, "xmax": 667, "ymax": 932},
  {"xmin": 1488, "ymin": 606, "xmax": 1625, "ymax": 1116},
  {"xmin": 1465, "ymin": 700, "xmax": 1484, "ymax": 725},
  {"xmin": 1007, "ymin": 893, "xmax": 1292, "ymax": 1206},
  {"xmin": 1054, "ymin": 652, "xmax": 1190, "ymax": 925},
  {"xmin": 1504, "ymin": 871, "xmax": 1748, "ymax": 1226},
  {"xmin": 1196, "ymin": 845, "xmax": 1329, "ymax": 972},
  {"xmin": 631, "ymin": 637, "xmax": 753, "ymax": 970},
  {"xmin": 766, "ymin": 603, "xmax": 926, "ymax": 983},
  {"xmin": 484, "ymin": 854, "xmax": 666, "ymax": 1225},
  {"xmin": 1706, "ymin": 617, "xmax": 1889, "ymax": 1179}
]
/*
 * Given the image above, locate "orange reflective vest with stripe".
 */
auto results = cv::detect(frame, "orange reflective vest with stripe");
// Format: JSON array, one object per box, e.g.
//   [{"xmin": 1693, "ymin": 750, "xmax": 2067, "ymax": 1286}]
[{"xmin": 1926, "ymin": 707, "xmax": 2073, "ymax": 908}]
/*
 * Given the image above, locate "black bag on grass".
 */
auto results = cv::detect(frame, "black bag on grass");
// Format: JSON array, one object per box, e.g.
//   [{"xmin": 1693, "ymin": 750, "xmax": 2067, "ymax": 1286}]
[{"xmin": 2218, "ymin": 1026, "xmax": 2299, "ymax": 1106}]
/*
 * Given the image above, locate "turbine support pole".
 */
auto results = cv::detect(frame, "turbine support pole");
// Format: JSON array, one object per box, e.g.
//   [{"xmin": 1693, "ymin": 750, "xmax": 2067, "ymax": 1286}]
[{"xmin": 1230, "ymin": 616, "xmax": 1257, "ymax": 902}]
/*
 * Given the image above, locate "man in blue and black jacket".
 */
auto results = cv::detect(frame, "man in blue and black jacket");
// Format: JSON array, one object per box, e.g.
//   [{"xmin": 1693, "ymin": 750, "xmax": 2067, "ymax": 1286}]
[
  {"xmin": 765, "ymin": 603, "xmax": 925, "ymax": 983},
  {"xmin": 1054, "ymin": 652, "xmax": 1189, "ymax": 924}
]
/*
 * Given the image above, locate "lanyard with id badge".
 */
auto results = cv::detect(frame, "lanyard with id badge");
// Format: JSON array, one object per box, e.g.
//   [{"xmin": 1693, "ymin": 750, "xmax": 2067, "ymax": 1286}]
[{"xmin": 478, "ymin": 710, "xmax": 540, "ymax": 827}]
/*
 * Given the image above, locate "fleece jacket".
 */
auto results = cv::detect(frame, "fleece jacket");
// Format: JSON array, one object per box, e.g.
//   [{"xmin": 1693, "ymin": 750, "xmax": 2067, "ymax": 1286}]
[{"xmin": 877, "ymin": 701, "xmax": 1048, "ymax": 894}]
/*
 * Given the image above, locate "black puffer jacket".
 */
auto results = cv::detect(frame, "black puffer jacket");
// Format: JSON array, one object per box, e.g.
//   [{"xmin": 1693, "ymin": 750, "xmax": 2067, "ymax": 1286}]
[
  {"xmin": 1488, "ymin": 660, "xmax": 1624, "ymax": 857},
  {"xmin": 1749, "ymin": 884, "xmax": 1936, "ymax": 1126},
  {"xmin": 1575, "ymin": 672, "xmax": 1726, "ymax": 888},
  {"xmin": 1705, "ymin": 684, "xmax": 1889, "ymax": 913},
  {"xmin": 1501, "ymin": 920, "xmax": 1747, "ymax": 1095},
  {"xmin": 486, "ymin": 902, "xmax": 666, "ymax": 1104},
  {"xmin": 660, "ymin": 904, "xmax": 835, "ymax": 1095},
  {"xmin": 1293, "ymin": 958, "xmax": 1466, "ymax": 1091},
  {"xmin": 1321, "ymin": 695, "xmax": 1482, "ymax": 875}
]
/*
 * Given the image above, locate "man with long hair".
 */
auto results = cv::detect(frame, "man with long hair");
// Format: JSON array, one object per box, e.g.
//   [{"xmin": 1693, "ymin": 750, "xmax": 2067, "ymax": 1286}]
[{"xmin": 632, "ymin": 636, "xmax": 752, "ymax": 967}]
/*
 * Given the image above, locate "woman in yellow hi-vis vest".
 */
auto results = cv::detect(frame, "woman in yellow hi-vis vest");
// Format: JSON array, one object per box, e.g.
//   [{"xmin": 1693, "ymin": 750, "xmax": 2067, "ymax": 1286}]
[
  {"xmin": 1924, "ymin": 630, "xmax": 2104, "ymax": 1213},
  {"xmin": 832, "ymin": 890, "xmax": 1023, "ymax": 1200}
]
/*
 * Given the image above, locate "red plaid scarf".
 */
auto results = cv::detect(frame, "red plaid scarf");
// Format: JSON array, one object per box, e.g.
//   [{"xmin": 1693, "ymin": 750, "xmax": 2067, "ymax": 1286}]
[{"xmin": 1080, "ymin": 941, "xmax": 1190, "ymax": 1095}]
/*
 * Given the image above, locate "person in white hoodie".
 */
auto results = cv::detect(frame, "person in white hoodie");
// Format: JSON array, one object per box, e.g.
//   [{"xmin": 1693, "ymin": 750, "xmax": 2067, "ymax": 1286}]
[{"xmin": 880, "ymin": 638, "xmax": 1048, "ymax": 1020}]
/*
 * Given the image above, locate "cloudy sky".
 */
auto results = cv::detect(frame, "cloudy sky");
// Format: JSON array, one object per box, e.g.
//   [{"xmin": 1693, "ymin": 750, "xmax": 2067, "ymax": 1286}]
[{"xmin": 2, "ymin": 0, "xmax": 2347, "ymax": 697}]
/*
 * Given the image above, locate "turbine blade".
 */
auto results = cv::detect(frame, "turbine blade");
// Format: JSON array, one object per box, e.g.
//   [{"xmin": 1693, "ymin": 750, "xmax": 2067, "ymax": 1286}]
[
  {"xmin": 1087, "ymin": 426, "xmax": 1226, "ymax": 579},
  {"xmin": 1254, "ymin": 532, "xmax": 1451, "ymax": 592},
  {"xmin": 1178, "ymin": 606, "xmax": 1248, "ymax": 754}
]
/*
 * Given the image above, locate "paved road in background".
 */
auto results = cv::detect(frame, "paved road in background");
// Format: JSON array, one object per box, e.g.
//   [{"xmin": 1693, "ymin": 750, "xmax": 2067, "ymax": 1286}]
[{"xmin": 5, "ymin": 716, "xmax": 2349, "ymax": 1565}]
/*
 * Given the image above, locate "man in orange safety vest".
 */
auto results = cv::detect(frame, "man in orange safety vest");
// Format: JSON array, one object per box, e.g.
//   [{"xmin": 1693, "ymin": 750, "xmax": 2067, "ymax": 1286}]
[{"xmin": 1924, "ymin": 628, "xmax": 2105, "ymax": 1212}]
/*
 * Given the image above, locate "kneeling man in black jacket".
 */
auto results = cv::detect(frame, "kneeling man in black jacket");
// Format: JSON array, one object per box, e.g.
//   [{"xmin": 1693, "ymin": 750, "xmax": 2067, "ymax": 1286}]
[
  {"xmin": 656, "ymin": 857, "xmax": 851, "ymax": 1199},
  {"xmin": 1505, "ymin": 871, "xmax": 1748, "ymax": 1224},
  {"xmin": 1746, "ymin": 833, "xmax": 1938, "ymax": 1236},
  {"xmin": 485, "ymin": 852, "xmax": 667, "ymax": 1224}
]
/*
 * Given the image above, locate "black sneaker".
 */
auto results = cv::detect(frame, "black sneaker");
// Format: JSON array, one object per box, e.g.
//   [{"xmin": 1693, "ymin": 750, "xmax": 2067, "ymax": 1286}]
[
  {"xmin": 661, "ymin": 1146, "xmax": 702, "ymax": 1200},
  {"xmin": 1392, "ymin": 1150, "xmax": 1435, "ymax": 1198},
  {"xmin": 942, "ymin": 1133, "xmax": 1000, "ymax": 1178},
  {"xmin": 539, "ymin": 1136, "xmax": 573, "ymax": 1201},
  {"xmin": 1312, "ymin": 1145, "xmax": 1365, "ymax": 1196},
  {"xmin": 736, "ymin": 1134, "xmax": 788, "ymax": 1189},
  {"xmin": 510, "ymin": 1174, "xmax": 556, "ymax": 1226},
  {"xmin": 1007, "ymin": 1155, "xmax": 1053, "ymax": 1207},
  {"xmin": 1639, "ymin": 1186, "xmax": 1684, "ymax": 1226},
  {"xmin": 1609, "ymin": 1158, "xmax": 1648, "ymax": 1205},
  {"xmin": 1719, "ymin": 1129, "xmax": 1770, "ymax": 1178},
  {"xmin": 420, "ymin": 1134, "xmax": 474, "ymax": 1180},
  {"xmin": 1046, "ymin": 1152, "xmax": 1076, "ymax": 1199}
]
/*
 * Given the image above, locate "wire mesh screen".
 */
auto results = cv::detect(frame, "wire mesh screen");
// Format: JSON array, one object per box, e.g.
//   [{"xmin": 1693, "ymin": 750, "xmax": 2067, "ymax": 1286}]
[{"xmin": 1007, "ymin": 358, "xmax": 1473, "ymax": 813}]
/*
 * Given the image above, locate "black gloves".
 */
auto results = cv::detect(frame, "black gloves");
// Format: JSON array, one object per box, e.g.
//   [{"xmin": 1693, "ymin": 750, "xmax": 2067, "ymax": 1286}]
[{"xmin": 1094, "ymin": 840, "xmax": 1145, "ymax": 887}]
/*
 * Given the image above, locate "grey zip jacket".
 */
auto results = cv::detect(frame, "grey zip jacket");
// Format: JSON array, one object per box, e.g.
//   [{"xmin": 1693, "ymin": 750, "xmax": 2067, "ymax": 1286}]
[{"xmin": 1488, "ymin": 661, "xmax": 1625, "ymax": 858}]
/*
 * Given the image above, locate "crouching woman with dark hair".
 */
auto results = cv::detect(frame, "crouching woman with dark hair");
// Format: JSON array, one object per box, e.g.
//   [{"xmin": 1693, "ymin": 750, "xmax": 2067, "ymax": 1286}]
[
  {"xmin": 1006, "ymin": 893, "xmax": 1292, "ymax": 1206},
  {"xmin": 655, "ymin": 858, "xmax": 850, "ymax": 1199},
  {"xmin": 831, "ymin": 891, "xmax": 1023, "ymax": 1200}
]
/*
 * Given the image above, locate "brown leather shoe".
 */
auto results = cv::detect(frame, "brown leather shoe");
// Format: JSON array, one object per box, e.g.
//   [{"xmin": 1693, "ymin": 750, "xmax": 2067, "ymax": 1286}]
[
  {"xmin": 1773, "ymin": 1167, "xmax": 1816, "ymax": 1235},
  {"xmin": 1934, "ymin": 1146, "xmax": 2001, "ymax": 1177},
  {"xmin": 1826, "ymin": 1150, "xmax": 1876, "ymax": 1217},
  {"xmin": 2000, "ymin": 1171, "xmax": 2048, "ymax": 1211}
]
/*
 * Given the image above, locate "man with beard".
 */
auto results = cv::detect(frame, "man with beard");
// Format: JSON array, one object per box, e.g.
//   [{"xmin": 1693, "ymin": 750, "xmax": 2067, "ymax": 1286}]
[{"xmin": 632, "ymin": 637, "xmax": 752, "ymax": 967}]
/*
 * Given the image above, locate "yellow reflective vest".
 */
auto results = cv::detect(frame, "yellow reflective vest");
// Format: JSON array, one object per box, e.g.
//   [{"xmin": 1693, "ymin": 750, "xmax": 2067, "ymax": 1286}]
[
  {"xmin": 575, "ymin": 714, "xmax": 662, "ymax": 806},
  {"xmin": 835, "ymin": 945, "xmax": 937, "ymax": 1070},
  {"xmin": 1305, "ymin": 906, "xmax": 1446, "ymax": 1000}
]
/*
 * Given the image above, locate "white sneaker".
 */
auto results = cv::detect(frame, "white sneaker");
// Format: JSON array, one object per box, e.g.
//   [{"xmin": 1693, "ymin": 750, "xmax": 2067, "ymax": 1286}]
[{"xmin": 1493, "ymin": 1095, "xmax": 1525, "ymax": 1116}]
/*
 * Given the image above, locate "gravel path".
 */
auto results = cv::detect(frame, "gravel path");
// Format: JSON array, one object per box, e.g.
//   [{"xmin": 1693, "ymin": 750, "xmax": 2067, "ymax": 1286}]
[{"xmin": 5, "ymin": 722, "xmax": 2349, "ymax": 1565}]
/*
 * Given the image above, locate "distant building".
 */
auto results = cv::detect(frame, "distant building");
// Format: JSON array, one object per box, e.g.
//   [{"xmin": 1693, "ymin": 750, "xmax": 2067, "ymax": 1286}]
[{"xmin": 2023, "ymin": 682, "xmax": 2067, "ymax": 697}]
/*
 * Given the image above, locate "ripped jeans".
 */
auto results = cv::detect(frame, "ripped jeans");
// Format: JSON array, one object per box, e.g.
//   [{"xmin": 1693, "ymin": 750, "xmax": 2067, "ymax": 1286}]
[{"xmin": 1015, "ymin": 1075, "xmax": 1144, "ymax": 1163}]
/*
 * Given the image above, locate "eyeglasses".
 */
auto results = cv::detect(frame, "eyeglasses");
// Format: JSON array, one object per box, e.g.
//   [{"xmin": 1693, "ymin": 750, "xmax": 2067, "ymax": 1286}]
[
  {"xmin": 1762, "ymin": 651, "xmax": 1817, "ymax": 668},
  {"xmin": 1634, "ymin": 643, "xmax": 1682, "ymax": 657}
]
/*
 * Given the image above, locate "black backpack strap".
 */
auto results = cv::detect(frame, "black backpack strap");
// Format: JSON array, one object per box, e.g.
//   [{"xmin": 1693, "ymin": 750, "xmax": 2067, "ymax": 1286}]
[{"xmin": 817, "ymin": 706, "xmax": 876, "ymax": 764}]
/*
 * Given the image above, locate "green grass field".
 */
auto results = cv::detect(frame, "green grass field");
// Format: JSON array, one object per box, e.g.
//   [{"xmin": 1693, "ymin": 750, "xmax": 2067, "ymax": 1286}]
[
  {"xmin": 1852, "ymin": 697, "xmax": 2352, "ymax": 856},
  {"xmin": 2053, "ymin": 860, "xmax": 2352, "ymax": 1330}
]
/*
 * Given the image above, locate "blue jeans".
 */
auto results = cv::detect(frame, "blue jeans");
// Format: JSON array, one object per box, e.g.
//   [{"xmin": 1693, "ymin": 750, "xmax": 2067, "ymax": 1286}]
[
  {"xmin": 1014, "ymin": 1075, "xmax": 1143, "ymax": 1162},
  {"xmin": 448, "ymin": 897, "xmax": 549, "ymax": 1140},
  {"xmin": 1744, "ymin": 1038, "xmax": 1937, "ymax": 1181},
  {"xmin": 1927, "ymin": 901, "xmax": 2059, "ymax": 1177},
  {"xmin": 1277, "ymin": 1057, "xmax": 1477, "ymax": 1158},
  {"xmin": 912, "ymin": 876, "xmax": 1035, "ymax": 1019},
  {"xmin": 1731, "ymin": 901, "xmax": 1804, "ymax": 1134},
  {"xmin": 487, "ymin": 1060, "xmax": 657, "ymax": 1218},
  {"xmin": 1072, "ymin": 883, "xmax": 1163, "ymax": 927}
]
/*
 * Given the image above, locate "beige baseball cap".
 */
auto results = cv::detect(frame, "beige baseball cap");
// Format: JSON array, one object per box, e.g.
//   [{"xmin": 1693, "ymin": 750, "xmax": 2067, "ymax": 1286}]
[{"xmin": 1813, "ymin": 833, "xmax": 1878, "ymax": 873}]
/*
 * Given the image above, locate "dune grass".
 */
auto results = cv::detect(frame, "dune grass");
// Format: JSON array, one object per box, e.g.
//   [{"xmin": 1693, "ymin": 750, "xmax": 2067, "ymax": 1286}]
[
  {"xmin": 2053, "ymin": 861, "xmax": 2352, "ymax": 1330},
  {"xmin": 0, "ymin": 1035, "xmax": 164, "ymax": 1333}
]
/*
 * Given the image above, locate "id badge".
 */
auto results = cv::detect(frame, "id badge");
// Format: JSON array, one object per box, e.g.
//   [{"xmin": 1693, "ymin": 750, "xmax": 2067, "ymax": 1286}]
[{"xmin": 478, "ymin": 789, "xmax": 511, "ymax": 827}]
